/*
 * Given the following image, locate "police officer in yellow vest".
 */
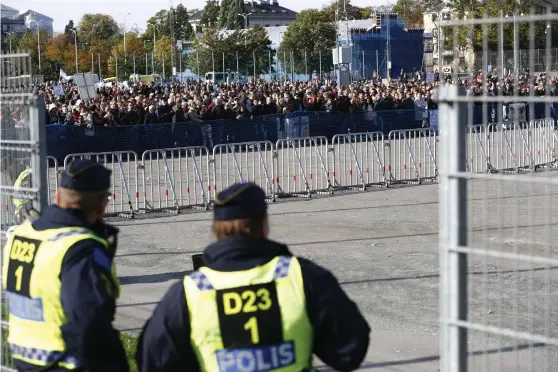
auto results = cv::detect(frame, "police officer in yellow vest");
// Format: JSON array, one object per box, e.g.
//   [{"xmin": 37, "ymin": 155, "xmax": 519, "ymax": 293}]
[
  {"xmin": 136, "ymin": 183, "xmax": 370, "ymax": 372},
  {"xmin": 2, "ymin": 159, "xmax": 129, "ymax": 372},
  {"xmin": 12, "ymin": 166, "xmax": 33, "ymax": 222}
]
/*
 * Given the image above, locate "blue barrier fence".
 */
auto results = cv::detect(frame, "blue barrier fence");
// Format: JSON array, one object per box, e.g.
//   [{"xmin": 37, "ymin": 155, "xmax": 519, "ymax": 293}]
[{"xmin": 46, "ymin": 102, "xmax": 556, "ymax": 162}]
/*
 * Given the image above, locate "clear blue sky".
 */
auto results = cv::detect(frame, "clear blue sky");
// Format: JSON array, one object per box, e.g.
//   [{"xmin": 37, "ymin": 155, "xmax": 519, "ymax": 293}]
[{"xmin": 4, "ymin": 0, "xmax": 394, "ymax": 33}]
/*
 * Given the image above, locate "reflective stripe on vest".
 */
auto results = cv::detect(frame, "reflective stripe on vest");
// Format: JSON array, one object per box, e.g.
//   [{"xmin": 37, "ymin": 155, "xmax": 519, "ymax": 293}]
[
  {"xmin": 183, "ymin": 255, "xmax": 313, "ymax": 372},
  {"xmin": 1, "ymin": 222, "xmax": 120, "ymax": 370}
]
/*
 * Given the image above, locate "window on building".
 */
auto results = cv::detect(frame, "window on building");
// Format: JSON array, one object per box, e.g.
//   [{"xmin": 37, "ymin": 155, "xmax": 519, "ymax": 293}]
[{"xmin": 265, "ymin": 24, "xmax": 270, "ymax": 27}]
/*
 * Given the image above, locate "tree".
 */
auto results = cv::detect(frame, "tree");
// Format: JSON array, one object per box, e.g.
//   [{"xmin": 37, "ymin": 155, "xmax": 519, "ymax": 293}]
[
  {"xmin": 3, "ymin": 32, "xmax": 20, "ymax": 53},
  {"xmin": 278, "ymin": 10, "xmax": 337, "ymax": 75},
  {"xmin": 18, "ymin": 29, "xmax": 51, "ymax": 74},
  {"xmin": 186, "ymin": 25, "xmax": 273, "ymax": 76},
  {"xmin": 172, "ymin": 4, "xmax": 194, "ymax": 41},
  {"xmin": 77, "ymin": 14, "xmax": 119, "ymax": 48},
  {"xmin": 107, "ymin": 33, "xmax": 147, "ymax": 78},
  {"xmin": 201, "ymin": 1, "xmax": 220, "ymax": 28},
  {"xmin": 64, "ymin": 20, "xmax": 77, "ymax": 43},
  {"xmin": 321, "ymin": 0, "xmax": 368, "ymax": 22},
  {"xmin": 219, "ymin": 0, "xmax": 243, "ymax": 29}
]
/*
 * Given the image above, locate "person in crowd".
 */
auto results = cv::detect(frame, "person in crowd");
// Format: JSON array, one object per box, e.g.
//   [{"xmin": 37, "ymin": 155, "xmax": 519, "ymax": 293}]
[{"xmin": 135, "ymin": 183, "xmax": 370, "ymax": 372}]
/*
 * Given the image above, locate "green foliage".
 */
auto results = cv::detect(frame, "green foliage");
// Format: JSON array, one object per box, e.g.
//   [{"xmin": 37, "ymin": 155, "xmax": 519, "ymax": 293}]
[
  {"xmin": 278, "ymin": 10, "xmax": 337, "ymax": 74},
  {"xmin": 186, "ymin": 25, "xmax": 274, "ymax": 76},
  {"xmin": 201, "ymin": 1, "xmax": 220, "ymax": 28},
  {"xmin": 392, "ymin": 0, "xmax": 443, "ymax": 25},
  {"xmin": 77, "ymin": 14, "xmax": 120, "ymax": 48},
  {"xmin": 146, "ymin": 6, "xmax": 193, "ymax": 42},
  {"xmin": 219, "ymin": 0, "xmax": 243, "ymax": 30},
  {"xmin": 3, "ymin": 33, "xmax": 20, "ymax": 53},
  {"xmin": 320, "ymin": 0, "xmax": 368, "ymax": 22},
  {"xmin": 120, "ymin": 333, "xmax": 139, "ymax": 372},
  {"xmin": 172, "ymin": 4, "xmax": 194, "ymax": 41}
]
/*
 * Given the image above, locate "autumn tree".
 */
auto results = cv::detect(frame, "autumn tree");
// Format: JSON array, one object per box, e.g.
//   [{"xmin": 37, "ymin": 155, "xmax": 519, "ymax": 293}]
[
  {"xmin": 77, "ymin": 13, "xmax": 120, "ymax": 48},
  {"xmin": 201, "ymin": 1, "xmax": 220, "ymax": 28}
]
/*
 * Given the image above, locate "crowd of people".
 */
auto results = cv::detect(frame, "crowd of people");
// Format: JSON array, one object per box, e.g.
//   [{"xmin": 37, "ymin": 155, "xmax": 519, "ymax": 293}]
[{"xmin": 2, "ymin": 69, "xmax": 557, "ymax": 129}]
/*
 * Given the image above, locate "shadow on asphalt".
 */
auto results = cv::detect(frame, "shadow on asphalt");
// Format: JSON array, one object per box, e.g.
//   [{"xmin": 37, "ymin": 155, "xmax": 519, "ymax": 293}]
[
  {"xmin": 316, "ymin": 342, "xmax": 546, "ymax": 370},
  {"xmin": 119, "ymin": 270, "xmax": 192, "ymax": 285}
]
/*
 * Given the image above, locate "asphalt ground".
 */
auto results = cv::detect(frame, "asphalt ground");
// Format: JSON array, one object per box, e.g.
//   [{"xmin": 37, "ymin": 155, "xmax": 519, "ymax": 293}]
[{"xmin": 110, "ymin": 167, "xmax": 558, "ymax": 371}]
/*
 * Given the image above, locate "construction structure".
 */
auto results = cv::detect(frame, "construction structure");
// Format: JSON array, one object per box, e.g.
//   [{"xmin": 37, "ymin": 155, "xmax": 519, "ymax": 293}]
[{"xmin": 340, "ymin": 12, "xmax": 432, "ymax": 80}]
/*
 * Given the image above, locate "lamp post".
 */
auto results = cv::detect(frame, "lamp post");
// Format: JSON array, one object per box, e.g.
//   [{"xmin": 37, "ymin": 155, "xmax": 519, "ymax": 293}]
[
  {"xmin": 238, "ymin": 12, "xmax": 253, "ymax": 45},
  {"xmin": 149, "ymin": 22, "xmax": 157, "ymax": 74},
  {"xmin": 6, "ymin": 31, "xmax": 14, "ymax": 54},
  {"xmin": 70, "ymin": 29, "xmax": 78, "ymax": 73},
  {"xmin": 505, "ymin": 10, "xmax": 523, "ymax": 74},
  {"xmin": 30, "ymin": 16, "xmax": 43, "ymax": 72},
  {"xmin": 144, "ymin": 39, "xmax": 150, "ymax": 75},
  {"xmin": 119, "ymin": 12, "xmax": 131, "ymax": 74}
]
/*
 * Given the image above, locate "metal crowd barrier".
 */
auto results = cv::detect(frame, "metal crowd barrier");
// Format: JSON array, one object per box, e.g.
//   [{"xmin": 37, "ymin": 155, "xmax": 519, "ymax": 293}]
[
  {"xmin": 331, "ymin": 132, "xmax": 388, "ymax": 190},
  {"xmin": 387, "ymin": 129, "xmax": 438, "ymax": 185},
  {"xmin": 46, "ymin": 156, "xmax": 59, "ymax": 205},
  {"xmin": 63, "ymin": 151, "xmax": 139, "ymax": 218},
  {"xmin": 466, "ymin": 124, "xmax": 493, "ymax": 173},
  {"xmin": 212, "ymin": 141, "xmax": 276, "ymax": 202},
  {"xmin": 487, "ymin": 120, "xmax": 556, "ymax": 173},
  {"xmin": 140, "ymin": 147, "xmax": 211, "ymax": 213},
  {"xmin": 275, "ymin": 137, "xmax": 333, "ymax": 198}
]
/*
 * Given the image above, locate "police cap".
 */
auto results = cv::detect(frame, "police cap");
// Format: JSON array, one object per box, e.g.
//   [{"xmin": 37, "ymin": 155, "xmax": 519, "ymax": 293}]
[
  {"xmin": 60, "ymin": 159, "xmax": 111, "ymax": 192},
  {"xmin": 213, "ymin": 183, "xmax": 267, "ymax": 221}
]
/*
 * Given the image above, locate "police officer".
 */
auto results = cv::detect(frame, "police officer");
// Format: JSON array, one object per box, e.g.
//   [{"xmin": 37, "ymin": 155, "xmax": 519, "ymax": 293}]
[
  {"xmin": 2, "ymin": 159, "xmax": 129, "ymax": 372},
  {"xmin": 136, "ymin": 183, "xmax": 370, "ymax": 372},
  {"xmin": 12, "ymin": 164, "xmax": 33, "ymax": 223}
]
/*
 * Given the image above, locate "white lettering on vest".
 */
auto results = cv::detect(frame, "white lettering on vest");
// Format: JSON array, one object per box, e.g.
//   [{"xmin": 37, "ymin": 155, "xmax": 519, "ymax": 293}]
[{"xmin": 215, "ymin": 342, "xmax": 296, "ymax": 372}]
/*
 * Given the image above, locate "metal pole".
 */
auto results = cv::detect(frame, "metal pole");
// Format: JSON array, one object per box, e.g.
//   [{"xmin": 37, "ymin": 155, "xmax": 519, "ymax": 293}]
[
  {"xmin": 304, "ymin": 50, "xmax": 308, "ymax": 81},
  {"xmin": 163, "ymin": 54, "xmax": 165, "ymax": 77},
  {"xmin": 153, "ymin": 25, "xmax": 156, "ymax": 73},
  {"xmin": 152, "ymin": 52, "xmax": 155, "ymax": 74},
  {"xmin": 362, "ymin": 50, "xmax": 365, "ymax": 79},
  {"xmin": 92, "ymin": 54, "xmax": 94, "ymax": 74},
  {"xmin": 499, "ymin": 9, "xmax": 505, "ymax": 78},
  {"xmin": 180, "ymin": 50, "xmax": 182, "ymax": 80},
  {"xmin": 98, "ymin": 54, "xmax": 101, "ymax": 79},
  {"xmin": 269, "ymin": 50, "xmax": 271, "ymax": 80},
  {"xmin": 283, "ymin": 50, "xmax": 286, "ymax": 81},
  {"xmin": 438, "ymin": 83, "xmax": 468, "ymax": 372},
  {"xmin": 236, "ymin": 51, "xmax": 239, "ymax": 74},
  {"xmin": 115, "ymin": 53, "xmax": 118, "ymax": 80},
  {"xmin": 37, "ymin": 26, "xmax": 41, "ymax": 72},
  {"xmin": 223, "ymin": 51, "xmax": 225, "ymax": 77},
  {"xmin": 212, "ymin": 52, "xmax": 215, "ymax": 78},
  {"xmin": 319, "ymin": 49, "xmax": 322, "ymax": 81},
  {"xmin": 253, "ymin": 50, "xmax": 256, "ymax": 79},
  {"xmin": 513, "ymin": 16, "xmax": 518, "ymax": 74},
  {"xmin": 73, "ymin": 30, "xmax": 78, "ymax": 73},
  {"xmin": 376, "ymin": 49, "xmax": 379, "ymax": 76},
  {"xmin": 197, "ymin": 51, "xmax": 200, "ymax": 81},
  {"xmin": 133, "ymin": 54, "xmax": 136, "ymax": 75},
  {"xmin": 146, "ymin": 53, "xmax": 148, "ymax": 75},
  {"xmin": 290, "ymin": 51, "xmax": 294, "ymax": 82}
]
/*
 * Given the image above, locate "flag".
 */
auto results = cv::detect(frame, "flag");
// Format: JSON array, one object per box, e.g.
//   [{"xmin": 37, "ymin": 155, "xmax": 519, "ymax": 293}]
[{"xmin": 59, "ymin": 69, "xmax": 67, "ymax": 80}]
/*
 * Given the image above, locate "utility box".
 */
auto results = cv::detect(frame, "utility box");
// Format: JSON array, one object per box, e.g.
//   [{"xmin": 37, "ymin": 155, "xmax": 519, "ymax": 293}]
[{"xmin": 332, "ymin": 47, "xmax": 352, "ymax": 65}]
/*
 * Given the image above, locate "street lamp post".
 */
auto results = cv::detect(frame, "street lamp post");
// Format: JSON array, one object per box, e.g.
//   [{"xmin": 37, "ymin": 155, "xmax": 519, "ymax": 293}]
[
  {"xmin": 71, "ymin": 29, "xmax": 78, "ymax": 73},
  {"xmin": 144, "ymin": 40, "xmax": 150, "ymax": 75},
  {"xmin": 6, "ymin": 31, "xmax": 14, "ymax": 54},
  {"xmin": 149, "ymin": 23, "xmax": 157, "ymax": 74},
  {"xmin": 30, "ymin": 17, "xmax": 43, "ymax": 72},
  {"xmin": 238, "ymin": 12, "xmax": 253, "ymax": 45},
  {"xmin": 120, "ymin": 12, "xmax": 131, "ymax": 74},
  {"xmin": 505, "ymin": 11, "xmax": 523, "ymax": 74}
]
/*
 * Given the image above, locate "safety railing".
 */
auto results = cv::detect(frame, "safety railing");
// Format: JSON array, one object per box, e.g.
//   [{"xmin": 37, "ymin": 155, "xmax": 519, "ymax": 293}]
[
  {"xmin": 466, "ymin": 125, "xmax": 493, "ymax": 173},
  {"xmin": 387, "ymin": 129, "xmax": 438, "ymax": 185},
  {"xmin": 140, "ymin": 147, "xmax": 211, "ymax": 213},
  {"xmin": 212, "ymin": 141, "xmax": 276, "ymax": 202},
  {"xmin": 331, "ymin": 132, "xmax": 388, "ymax": 190},
  {"xmin": 275, "ymin": 137, "xmax": 333, "ymax": 198},
  {"xmin": 46, "ymin": 156, "xmax": 60, "ymax": 205},
  {"xmin": 63, "ymin": 151, "xmax": 139, "ymax": 218}
]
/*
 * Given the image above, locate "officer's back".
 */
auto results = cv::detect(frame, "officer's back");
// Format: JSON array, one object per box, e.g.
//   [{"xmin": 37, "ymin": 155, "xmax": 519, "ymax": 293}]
[
  {"xmin": 2, "ymin": 159, "xmax": 129, "ymax": 372},
  {"xmin": 136, "ymin": 183, "xmax": 370, "ymax": 372}
]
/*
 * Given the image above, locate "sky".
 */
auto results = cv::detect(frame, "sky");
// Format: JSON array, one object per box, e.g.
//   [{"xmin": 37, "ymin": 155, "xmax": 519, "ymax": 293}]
[{"xmin": 3, "ymin": 0, "xmax": 395, "ymax": 33}]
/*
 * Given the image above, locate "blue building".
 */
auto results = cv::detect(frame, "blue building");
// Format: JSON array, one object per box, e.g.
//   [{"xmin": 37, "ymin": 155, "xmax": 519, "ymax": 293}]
[{"xmin": 344, "ymin": 14, "xmax": 432, "ymax": 80}]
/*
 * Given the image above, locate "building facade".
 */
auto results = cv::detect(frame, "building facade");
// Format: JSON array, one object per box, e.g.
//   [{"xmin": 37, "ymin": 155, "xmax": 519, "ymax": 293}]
[
  {"xmin": 189, "ymin": 0, "xmax": 297, "ymax": 32},
  {"xmin": 20, "ymin": 10, "xmax": 54, "ymax": 35}
]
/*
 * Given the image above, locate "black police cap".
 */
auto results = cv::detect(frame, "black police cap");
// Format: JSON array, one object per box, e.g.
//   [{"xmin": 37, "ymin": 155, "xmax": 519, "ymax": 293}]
[
  {"xmin": 213, "ymin": 183, "xmax": 267, "ymax": 221},
  {"xmin": 60, "ymin": 159, "xmax": 111, "ymax": 192}
]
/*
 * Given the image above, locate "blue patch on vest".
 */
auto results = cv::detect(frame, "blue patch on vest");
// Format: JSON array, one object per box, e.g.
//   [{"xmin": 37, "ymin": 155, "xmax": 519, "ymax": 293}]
[
  {"xmin": 273, "ymin": 256, "xmax": 292, "ymax": 280},
  {"xmin": 93, "ymin": 248, "xmax": 111, "ymax": 272},
  {"xmin": 215, "ymin": 341, "xmax": 296, "ymax": 372},
  {"xmin": 7, "ymin": 292, "xmax": 44, "ymax": 322},
  {"xmin": 10, "ymin": 344, "xmax": 80, "ymax": 366}
]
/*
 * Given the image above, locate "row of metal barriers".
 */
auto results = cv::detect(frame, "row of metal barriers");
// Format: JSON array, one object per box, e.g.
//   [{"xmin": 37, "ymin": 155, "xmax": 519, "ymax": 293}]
[{"xmin": 2, "ymin": 118, "xmax": 556, "ymax": 221}]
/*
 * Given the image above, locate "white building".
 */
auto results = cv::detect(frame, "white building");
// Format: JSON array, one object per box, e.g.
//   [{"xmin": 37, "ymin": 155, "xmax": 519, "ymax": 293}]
[
  {"xmin": 20, "ymin": 10, "xmax": 54, "ymax": 35},
  {"xmin": 189, "ymin": 0, "xmax": 297, "ymax": 32}
]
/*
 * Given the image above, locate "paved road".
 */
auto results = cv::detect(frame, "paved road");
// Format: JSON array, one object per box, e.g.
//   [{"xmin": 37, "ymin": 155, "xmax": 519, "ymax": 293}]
[{"xmin": 111, "ymin": 169, "xmax": 558, "ymax": 371}]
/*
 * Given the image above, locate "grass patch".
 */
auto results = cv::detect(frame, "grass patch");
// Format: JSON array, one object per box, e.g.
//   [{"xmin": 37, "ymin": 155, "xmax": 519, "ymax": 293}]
[{"xmin": 120, "ymin": 332, "xmax": 139, "ymax": 372}]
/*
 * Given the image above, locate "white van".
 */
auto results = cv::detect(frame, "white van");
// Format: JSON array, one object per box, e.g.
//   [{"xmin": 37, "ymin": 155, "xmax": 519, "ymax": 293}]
[{"xmin": 204, "ymin": 71, "xmax": 241, "ymax": 84}]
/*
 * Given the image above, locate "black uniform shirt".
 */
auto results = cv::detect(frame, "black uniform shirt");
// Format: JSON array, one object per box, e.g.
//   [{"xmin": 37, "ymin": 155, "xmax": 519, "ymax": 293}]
[{"xmin": 136, "ymin": 236, "xmax": 370, "ymax": 372}]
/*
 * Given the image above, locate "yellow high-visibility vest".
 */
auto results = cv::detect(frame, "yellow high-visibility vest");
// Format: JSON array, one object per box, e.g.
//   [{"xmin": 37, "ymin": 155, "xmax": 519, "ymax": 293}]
[
  {"xmin": 1, "ymin": 221, "xmax": 120, "ymax": 369},
  {"xmin": 13, "ymin": 167, "xmax": 32, "ymax": 216},
  {"xmin": 183, "ymin": 255, "xmax": 313, "ymax": 372}
]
